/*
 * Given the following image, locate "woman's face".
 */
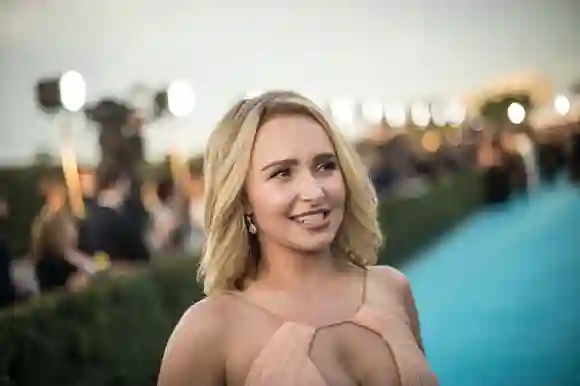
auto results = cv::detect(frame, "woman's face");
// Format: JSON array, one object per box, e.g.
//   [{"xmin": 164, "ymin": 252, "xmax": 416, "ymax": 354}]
[
  {"xmin": 245, "ymin": 114, "xmax": 346, "ymax": 254},
  {"xmin": 47, "ymin": 186, "xmax": 67, "ymax": 212},
  {"xmin": 79, "ymin": 172, "xmax": 96, "ymax": 197}
]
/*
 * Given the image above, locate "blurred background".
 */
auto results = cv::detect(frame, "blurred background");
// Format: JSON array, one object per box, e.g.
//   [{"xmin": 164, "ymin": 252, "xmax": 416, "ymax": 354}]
[{"xmin": 1, "ymin": 1, "xmax": 580, "ymax": 385}]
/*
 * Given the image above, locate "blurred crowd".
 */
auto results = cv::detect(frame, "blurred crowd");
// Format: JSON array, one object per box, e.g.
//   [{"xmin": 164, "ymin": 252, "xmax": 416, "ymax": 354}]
[
  {"xmin": 1, "ymin": 122, "xmax": 580, "ymax": 310},
  {"xmin": 1, "ymin": 159, "xmax": 205, "ymax": 307}
]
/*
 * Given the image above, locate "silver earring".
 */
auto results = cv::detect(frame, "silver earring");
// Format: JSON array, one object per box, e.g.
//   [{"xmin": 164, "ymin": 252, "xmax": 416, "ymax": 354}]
[{"xmin": 246, "ymin": 215, "xmax": 257, "ymax": 234}]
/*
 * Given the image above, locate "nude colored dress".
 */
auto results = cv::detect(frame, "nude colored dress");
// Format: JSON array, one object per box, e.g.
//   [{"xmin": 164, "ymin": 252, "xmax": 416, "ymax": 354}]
[{"xmin": 226, "ymin": 271, "xmax": 439, "ymax": 386}]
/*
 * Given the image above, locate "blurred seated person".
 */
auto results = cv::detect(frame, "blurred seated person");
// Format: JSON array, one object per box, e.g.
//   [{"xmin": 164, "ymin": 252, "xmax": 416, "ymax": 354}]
[{"xmin": 31, "ymin": 210, "xmax": 98, "ymax": 293}]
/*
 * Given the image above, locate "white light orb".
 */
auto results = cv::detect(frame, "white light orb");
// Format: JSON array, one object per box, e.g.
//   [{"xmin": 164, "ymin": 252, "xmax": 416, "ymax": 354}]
[
  {"xmin": 554, "ymin": 95, "xmax": 570, "ymax": 116},
  {"xmin": 444, "ymin": 100, "xmax": 467, "ymax": 126},
  {"xmin": 60, "ymin": 71, "xmax": 86, "ymax": 112},
  {"xmin": 410, "ymin": 102, "xmax": 431, "ymax": 127},
  {"xmin": 507, "ymin": 102, "xmax": 526, "ymax": 124},
  {"xmin": 361, "ymin": 98, "xmax": 384, "ymax": 124},
  {"xmin": 167, "ymin": 80, "xmax": 195, "ymax": 117},
  {"xmin": 329, "ymin": 97, "xmax": 356, "ymax": 126},
  {"xmin": 430, "ymin": 103, "xmax": 447, "ymax": 127},
  {"xmin": 384, "ymin": 104, "xmax": 407, "ymax": 128}
]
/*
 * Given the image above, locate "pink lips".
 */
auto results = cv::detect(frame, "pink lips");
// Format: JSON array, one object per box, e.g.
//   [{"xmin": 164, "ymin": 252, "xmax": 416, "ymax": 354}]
[{"xmin": 289, "ymin": 209, "xmax": 331, "ymax": 230}]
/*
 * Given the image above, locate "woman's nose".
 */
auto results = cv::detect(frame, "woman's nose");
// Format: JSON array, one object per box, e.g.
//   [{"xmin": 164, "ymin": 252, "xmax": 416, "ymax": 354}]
[{"xmin": 297, "ymin": 174, "xmax": 324, "ymax": 201}]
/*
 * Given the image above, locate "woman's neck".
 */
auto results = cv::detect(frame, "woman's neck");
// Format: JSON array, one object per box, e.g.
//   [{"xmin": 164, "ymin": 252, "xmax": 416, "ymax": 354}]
[{"xmin": 254, "ymin": 241, "xmax": 340, "ymax": 292}]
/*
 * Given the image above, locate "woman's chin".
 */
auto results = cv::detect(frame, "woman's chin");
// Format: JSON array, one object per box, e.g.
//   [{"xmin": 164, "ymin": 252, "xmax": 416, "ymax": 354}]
[{"xmin": 286, "ymin": 235, "xmax": 335, "ymax": 255}]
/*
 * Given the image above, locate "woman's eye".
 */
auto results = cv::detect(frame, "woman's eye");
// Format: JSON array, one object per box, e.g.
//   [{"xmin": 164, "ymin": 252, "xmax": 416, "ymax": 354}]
[
  {"xmin": 317, "ymin": 161, "xmax": 338, "ymax": 172},
  {"xmin": 270, "ymin": 168, "xmax": 291, "ymax": 179}
]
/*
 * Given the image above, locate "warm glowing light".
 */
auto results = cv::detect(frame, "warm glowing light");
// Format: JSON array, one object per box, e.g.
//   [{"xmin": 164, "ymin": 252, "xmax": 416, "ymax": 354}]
[
  {"xmin": 167, "ymin": 80, "xmax": 195, "ymax": 117},
  {"xmin": 421, "ymin": 131, "xmax": 441, "ymax": 153},
  {"xmin": 410, "ymin": 102, "xmax": 431, "ymax": 127},
  {"xmin": 444, "ymin": 100, "xmax": 467, "ymax": 126},
  {"xmin": 384, "ymin": 104, "xmax": 407, "ymax": 128},
  {"xmin": 507, "ymin": 102, "xmax": 526, "ymax": 124},
  {"xmin": 59, "ymin": 71, "xmax": 86, "ymax": 112},
  {"xmin": 554, "ymin": 95, "xmax": 570, "ymax": 116}
]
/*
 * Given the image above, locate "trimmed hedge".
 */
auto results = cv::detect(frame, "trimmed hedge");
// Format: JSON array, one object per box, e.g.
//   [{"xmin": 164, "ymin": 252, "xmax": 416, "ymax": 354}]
[
  {"xmin": 0, "ymin": 171, "xmax": 484, "ymax": 386},
  {"xmin": 378, "ymin": 172, "xmax": 484, "ymax": 266},
  {"xmin": 0, "ymin": 259, "xmax": 202, "ymax": 386}
]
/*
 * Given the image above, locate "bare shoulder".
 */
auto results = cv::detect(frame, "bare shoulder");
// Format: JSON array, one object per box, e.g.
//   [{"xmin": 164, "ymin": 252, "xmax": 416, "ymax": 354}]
[
  {"xmin": 367, "ymin": 265, "xmax": 412, "ymax": 294},
  {"xmin": 368, "ymin": 266, "xmax": 425, "ymax": 352},
  {"xmin": 157, "ymin": 295, "xmax": 231, "ymax": 386}
]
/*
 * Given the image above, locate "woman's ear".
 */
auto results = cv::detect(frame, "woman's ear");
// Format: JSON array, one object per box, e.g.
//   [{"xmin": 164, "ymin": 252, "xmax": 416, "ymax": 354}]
[{"xmin": 241, "ymin": 191, "xmax": 253, "ymax": 215}]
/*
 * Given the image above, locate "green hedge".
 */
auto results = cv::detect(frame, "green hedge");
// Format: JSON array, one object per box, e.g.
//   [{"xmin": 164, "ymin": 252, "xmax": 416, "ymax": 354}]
[
  {"xmin": 378, "ymin": 172, "xmax": 484, "ymax": 267},
  {"xmin": 0, "ymin": 171, "xmax": 484, "ymax": 386},
  {"xmin": 0, "ymin": 259, "xmax": 202, "ymax": 386}
]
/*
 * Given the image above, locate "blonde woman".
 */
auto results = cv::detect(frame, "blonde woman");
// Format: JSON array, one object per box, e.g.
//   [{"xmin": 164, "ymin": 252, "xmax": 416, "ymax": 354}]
[
  {"xmin": 158, "ymin": 91, "xmax": 438, "ymax": 386},
  {"xmin": 31, "ymin": 210, "xmax": 99, "ymax": 293}
]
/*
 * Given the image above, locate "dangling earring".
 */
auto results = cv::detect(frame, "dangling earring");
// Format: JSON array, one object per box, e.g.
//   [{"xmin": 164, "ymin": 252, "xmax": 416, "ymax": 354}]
[{"xmin": 246, "ymin": 215, "xmax": 257, "ymax": 234}]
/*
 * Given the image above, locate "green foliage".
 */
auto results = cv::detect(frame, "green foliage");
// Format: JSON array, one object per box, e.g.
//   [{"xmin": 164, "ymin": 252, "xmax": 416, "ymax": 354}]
[
  {"xmin": 0, "ymin": 258, "xmax": 202, "ymax": 386},
  {"xmin": 0, "ymin": 171, "xmax": 484, "ymax": 386},
  {"xmin": 378, "ymin": 172, "xmax": 484, "ymax": 267}
]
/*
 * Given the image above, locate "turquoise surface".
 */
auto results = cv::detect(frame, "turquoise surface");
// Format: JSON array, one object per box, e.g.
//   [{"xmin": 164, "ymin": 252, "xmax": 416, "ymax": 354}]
[{"xmin": 404, "ymin": 180, "xmax": 580, "ymax": 385}]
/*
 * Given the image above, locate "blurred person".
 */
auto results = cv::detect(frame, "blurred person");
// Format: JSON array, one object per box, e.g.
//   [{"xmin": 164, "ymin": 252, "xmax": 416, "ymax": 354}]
[
  {"xmin": 158, "ymin": 91, "xmax": 438, "ymax": 386},
  {"xmin": 512, "ymin": 132, "xmax": 538, "ymax": 189},
  {"xmin": 144, "ymin": 178, "xmax": 182, "ymax": 257},
  {"xmin": 499, "ymin": 132, "xmax": 528, "ymax": 196},
  {"xmin": 31, "ymin": 210, "xmax": 98, "ymax": 293},
  {"xmin": 77, "ymin": 167, "xmax": 98, "ymax": 253},
  {"xmin": 186, "ymin": 173, "xmax": 206, "ymax": 253},
  {"xmin": 0, "ymin": 195, "xmax": 27, "ymax": 307},
  {"xmin": 78, "ymin": 167, "xmax": 96, "ymax": 199},
  {"xmin": 537, "ymin": 131, "xmax": 563, "ymax": 184},
  {"xmin": 41, "ymin": 180, "xmax": 68, "ymax": 215},
  {"xmin": 79, "ymin": 164, "xmax": 132, "ymax": 260},
  {"xmin": 188, "ymin": 175, "xmax": 204, "ymax": 229},
  {"xmin": 478, "ymin": 139, "xmax": 510, "ymax": 204}
]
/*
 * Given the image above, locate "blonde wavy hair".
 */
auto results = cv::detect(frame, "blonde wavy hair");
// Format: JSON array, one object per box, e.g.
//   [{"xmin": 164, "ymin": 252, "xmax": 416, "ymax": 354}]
[{"xmin": 199, "ymin": 91, "xmax": 382, "ymax": 295}]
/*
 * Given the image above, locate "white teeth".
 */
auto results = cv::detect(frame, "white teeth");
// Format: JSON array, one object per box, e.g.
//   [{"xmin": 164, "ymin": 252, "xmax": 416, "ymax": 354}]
[{"xmin": 296, "ymin": 213, "xmax": 325, "ymax": 224}]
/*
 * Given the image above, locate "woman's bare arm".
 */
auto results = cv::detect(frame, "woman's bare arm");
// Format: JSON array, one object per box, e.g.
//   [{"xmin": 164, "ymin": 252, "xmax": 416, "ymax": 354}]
[{"xmin": 158, "ymin": 299, "xmax": 226, "ymax": 386}]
